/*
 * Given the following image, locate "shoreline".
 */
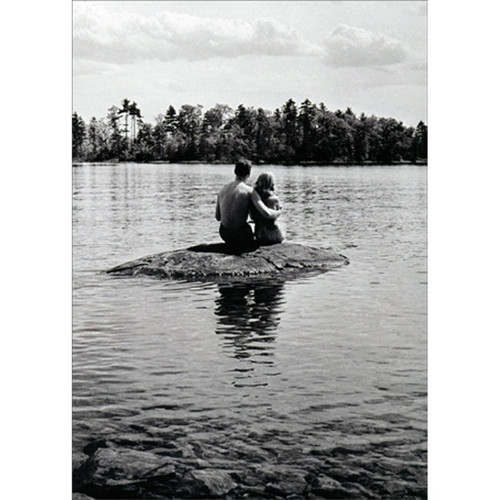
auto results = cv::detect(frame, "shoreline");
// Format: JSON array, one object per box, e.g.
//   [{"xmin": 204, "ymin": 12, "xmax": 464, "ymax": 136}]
[{"xmin": 72, "ymin": 160, "xmax": 428, "ymax": 167}]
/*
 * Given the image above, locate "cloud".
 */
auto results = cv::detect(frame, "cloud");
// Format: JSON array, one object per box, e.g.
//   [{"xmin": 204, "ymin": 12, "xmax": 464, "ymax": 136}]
[
  {"xmin": 73, "ymin": 4, "xmax": 318, "ymax": 64},
  {"xmin": 72, "ymin": 58, "xmax": 124, "ymax": 77},
  {"xmin": 321, "ymin": 25, "xmax": 409, "ymax": 67},
  {"xmin": 407, "ymin": 61, "xmax": 427, "ymax": 71}
]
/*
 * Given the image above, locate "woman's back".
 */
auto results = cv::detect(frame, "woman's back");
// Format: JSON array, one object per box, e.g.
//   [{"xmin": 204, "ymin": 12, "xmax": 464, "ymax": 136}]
[{"xmin": 252, "ymin": 173, "xmax": 285, "ymax": 245}]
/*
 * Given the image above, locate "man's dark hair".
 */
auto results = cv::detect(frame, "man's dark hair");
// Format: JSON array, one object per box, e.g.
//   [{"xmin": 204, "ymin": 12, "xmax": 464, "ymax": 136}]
[{"xmin": 234, "ymin": 158, "xmax": 252, "ymax": 178}]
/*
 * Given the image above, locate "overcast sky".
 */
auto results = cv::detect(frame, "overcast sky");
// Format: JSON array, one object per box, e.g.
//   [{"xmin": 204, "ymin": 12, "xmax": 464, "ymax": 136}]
[{"xmin": 73, "ymin": 1, "xmax": 427, "ymax": 127}]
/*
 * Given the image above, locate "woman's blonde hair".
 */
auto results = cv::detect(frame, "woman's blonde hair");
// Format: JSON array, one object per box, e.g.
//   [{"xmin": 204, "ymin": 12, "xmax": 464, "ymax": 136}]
[{"xmin": 254, "ymin": 172, "xmax": 276, "ymax": 197}]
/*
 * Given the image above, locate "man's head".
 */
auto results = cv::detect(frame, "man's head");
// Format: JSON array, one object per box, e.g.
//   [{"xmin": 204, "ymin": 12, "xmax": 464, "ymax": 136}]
[{"xmin": 234, "ymin": 158, "xmax": 252, "ymax": 179}]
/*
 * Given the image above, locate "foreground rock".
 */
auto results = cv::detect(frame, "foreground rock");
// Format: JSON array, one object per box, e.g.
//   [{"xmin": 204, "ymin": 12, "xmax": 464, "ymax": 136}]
[
  {"xmin": 73, "ymin": 437, "xmax": 426, "ymax": 499},
  {"xmin": 178, "ymin": 469, "xmax": 237, "ymax": 497},
  {"xmin": 105, "ymin": 242, "xmax": 349, "ymax": 279}
]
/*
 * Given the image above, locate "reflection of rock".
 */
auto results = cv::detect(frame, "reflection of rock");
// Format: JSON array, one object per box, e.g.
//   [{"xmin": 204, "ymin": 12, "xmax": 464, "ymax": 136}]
[{"xmin": 106, "ymin": 242, "xmax": 349, "ymax": 279}]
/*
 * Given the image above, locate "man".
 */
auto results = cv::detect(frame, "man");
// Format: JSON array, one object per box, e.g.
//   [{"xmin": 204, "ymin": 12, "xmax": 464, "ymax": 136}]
[{"xmin": 215, "ymin": 159, "xmax": 281, "ymax": 251}]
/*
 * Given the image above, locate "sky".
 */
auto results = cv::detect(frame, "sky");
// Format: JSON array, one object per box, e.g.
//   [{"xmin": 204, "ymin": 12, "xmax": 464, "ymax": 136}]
[{"xmin": 73, "ymin": 1, "xmax": 427, "ymax": 127}]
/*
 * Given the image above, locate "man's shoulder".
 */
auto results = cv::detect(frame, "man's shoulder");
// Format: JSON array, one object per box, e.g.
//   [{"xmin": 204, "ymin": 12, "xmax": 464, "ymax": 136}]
[
  {"xmin": 218, "ymin": 181, "xmax": 233, "ymax": 194},
  {"xmin": 234, "ymin": 182, "xmax": 253, "ymax": 195}
]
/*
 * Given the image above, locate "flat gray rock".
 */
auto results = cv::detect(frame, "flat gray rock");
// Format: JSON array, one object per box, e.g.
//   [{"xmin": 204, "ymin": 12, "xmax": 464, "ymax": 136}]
[{"xmin": 105, "ymin": 242, "xmax": 349, "ymax": 279}]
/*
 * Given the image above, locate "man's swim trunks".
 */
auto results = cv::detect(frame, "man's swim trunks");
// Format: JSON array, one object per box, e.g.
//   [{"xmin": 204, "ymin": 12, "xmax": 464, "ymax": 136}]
[{"xmin": 219, "ymin": 222, "xmax": 255, "ymax": 251}]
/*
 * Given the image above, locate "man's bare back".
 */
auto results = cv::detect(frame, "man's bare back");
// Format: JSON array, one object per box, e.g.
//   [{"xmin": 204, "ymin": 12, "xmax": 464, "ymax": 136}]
[{"xmin": 216, "ymin": 180, "xmax": 253, "ymax": 229}]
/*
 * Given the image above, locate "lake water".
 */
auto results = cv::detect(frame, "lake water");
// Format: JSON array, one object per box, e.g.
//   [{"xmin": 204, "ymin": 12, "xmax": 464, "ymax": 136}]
[{"xmin": 73, "ymin": 163, "xmax": 427, "ymax": 498}]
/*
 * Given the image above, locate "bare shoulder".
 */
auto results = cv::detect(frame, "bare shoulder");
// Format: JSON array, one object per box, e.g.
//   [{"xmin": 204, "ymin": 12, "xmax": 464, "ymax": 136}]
[
  {"xmin": 218, "ymin": 181, "xmax": 232, "ymax": 196},
  {"xmin": 241, "ymin": 183, "xmax": 254, "ymax": 195}
]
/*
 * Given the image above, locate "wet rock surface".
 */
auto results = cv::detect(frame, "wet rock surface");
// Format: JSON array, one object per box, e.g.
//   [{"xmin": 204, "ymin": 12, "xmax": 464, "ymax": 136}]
[
  {"xmin": 73, "ymin": 434, "xmax": 427, "ymax": 499},
  {"xmin": 72, "ymin": 494, "xmax": 95, "ymax": 500},
  {"xmin": 105, "ymin": 242, "xmax": 349, "ymax": 279}
]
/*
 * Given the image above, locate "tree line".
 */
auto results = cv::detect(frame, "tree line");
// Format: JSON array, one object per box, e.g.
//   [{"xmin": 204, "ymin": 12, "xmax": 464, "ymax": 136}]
[{"xmin": 72, "ymin": 98, "xmax": 427, "ymax": 165}]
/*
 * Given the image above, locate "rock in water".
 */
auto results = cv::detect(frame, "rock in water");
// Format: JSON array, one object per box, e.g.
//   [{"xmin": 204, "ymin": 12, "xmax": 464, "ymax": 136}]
[
  {"xmin": 178, "ymin": 469, "xmax": 237, "ymax": 497},
  {"xmin": 105, "ymin": 242, "xmax": 349, "ymax": 279}
]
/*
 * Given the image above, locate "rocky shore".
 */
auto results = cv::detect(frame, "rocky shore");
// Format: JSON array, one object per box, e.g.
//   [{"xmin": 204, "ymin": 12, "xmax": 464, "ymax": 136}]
[
  {"xmin": 73, "ymin": 437, "xmax": 426, "ymax": 499},
  {"xmin": 105, "ymin": 242, "xmax": 349, "ymax": 279}
]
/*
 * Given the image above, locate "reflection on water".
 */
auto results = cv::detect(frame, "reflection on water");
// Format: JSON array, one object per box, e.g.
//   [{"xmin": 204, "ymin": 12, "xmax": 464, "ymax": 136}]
[
  {"xmin": 214, "ymin": 279, "xmax": 286, "ymax": 390},
  {"xmin": 215, "ymin": 279, "xmax": 285, "ymax": 361}
]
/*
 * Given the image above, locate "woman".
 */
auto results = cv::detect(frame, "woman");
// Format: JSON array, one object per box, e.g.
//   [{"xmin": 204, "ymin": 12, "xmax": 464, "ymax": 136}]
[{"xmin": 251, "ymin": 172, "xmax": 285, "ymax": 245}]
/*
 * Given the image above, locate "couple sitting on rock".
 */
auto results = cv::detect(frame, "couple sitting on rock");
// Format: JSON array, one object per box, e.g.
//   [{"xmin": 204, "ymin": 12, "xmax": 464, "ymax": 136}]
[{"xmin": 216, "ymin": 159, "xmax": 285, "ymax": 252}]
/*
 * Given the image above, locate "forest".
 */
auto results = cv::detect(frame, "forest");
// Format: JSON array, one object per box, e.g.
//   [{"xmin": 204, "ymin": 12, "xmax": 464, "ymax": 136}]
[{"xmin": 72, "ymin": 98, "xmax": 427, "ymax": 165}]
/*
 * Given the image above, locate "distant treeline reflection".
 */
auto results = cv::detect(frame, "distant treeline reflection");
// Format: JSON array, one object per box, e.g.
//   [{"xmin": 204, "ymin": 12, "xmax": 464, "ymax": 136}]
[{"xmin": 72, "ymin": 98, "xmax": 427, "ymax": 165}]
